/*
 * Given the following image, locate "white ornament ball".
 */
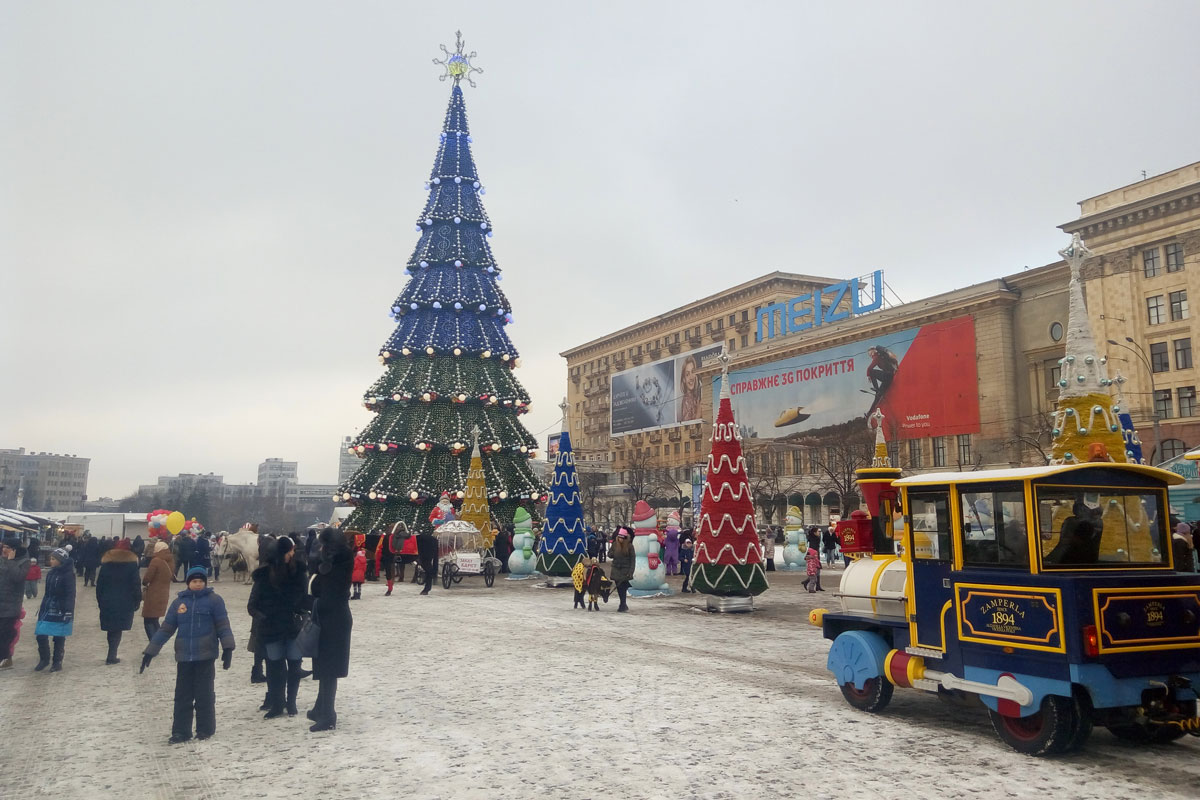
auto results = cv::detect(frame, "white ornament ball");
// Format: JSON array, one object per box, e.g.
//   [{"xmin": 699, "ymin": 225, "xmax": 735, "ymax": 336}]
[
  {"xmin": 368, "ymin": 491, "xmax": 377, "ymax": 500},
  {"xmin": 454, "ymin": 302, "xmax": 463, "ymax": 310},
  {"xmin": 482, "ymin": 350, "xmax": 491, "ymax": 358},
  {"xmin": 425, "ymin": 346, "xmax": 435, "ymax": 355},
  {"xmin": 341, "ymin": 492, "xmax": 351, "ymax": 501},
  {"xmin": 421, "ymin": 393, "xmax": 431, "ymax": 402},
  {"xmin": 454, "ymin": 176, "xmax": 462, "ymax": 184},
  {"xmin": 456, "ymin": 491, "xmax": 464, "ymax": 499},
  {"xmin": 457, "ymin": 393, "xmax": 467, "ymax": 401},
  {"xmin": 499, "ymin": 490, "xmax": 508, "ymax": 499},
  {"xmin": 392, "ymin": 393, "xmax": 401, "ymax": 401},
  {"xmin": 401, "ymin": 347, "xmax": 411, "ymax": 356},
  {"xmin": 491, "ymin": 443, "xmax": 501, "ymax": 451},
  {"xmin": 410, "ymin": 491, "xmax": 419, "ymax": 500}
]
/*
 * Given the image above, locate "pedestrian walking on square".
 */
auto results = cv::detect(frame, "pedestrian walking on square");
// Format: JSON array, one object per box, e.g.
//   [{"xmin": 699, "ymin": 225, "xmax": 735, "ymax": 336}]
[
  {"xmin": 141, "ymin": 567, "xmax": 235, "ymax": 744},
  {"xmin": 81, "ymin": 535, "xmax": 101, "ymax": 587},
  {"xmin": 95, "ymin": 539, "xmax": 142, "ymax": 664},
  {"xmin": 0, "ymin": 538, "xmax": 31, "ymax": 668},
  {"xmin": 248, "ymin": 536, "xmax": 307, "ymax": 719},
  {"xmin": 679, "ymin": 531, "xmax": 695, "ymax": 593},
  {"xmin": 802, "ymin": 546, "xmax": 823, "ymax": 593},
  {"xmin": 308, "ymin": 528, "xmax": 353, "ymax": 732},
  {"xmin": 350, "ymin": 546, "xmax": 367, "ymax": 600},
  {"xmin": 34, "ymin": 548, "xmax": 76, "ymax": 672},
  {"xmin": 822, "ymin": 528, "xmax": 839, "ymax": 566},
  {"xmin": 193, "ymin": 532, "xmax": 212, "ymax": 577},
  {"xmin": 609, "ymin": 527, "xmax": 635, "ymax": 612},
  {"xmin": 376, "ymin": 527, "xmax": 397, "ymax": 595},
  {"xmin": 142, "ymin": 541, "xmax": 174, "ymax": 640},
  {"xmin": 173, "ymin": 534, "xmax": 195, "ymax": 582},
  {"xmin": 416, "ymin": 526, "xmax": 438, "ymax": 596},
  {"xmin": 25, "ymin": 556, "xmax": 41, "ymax": 600}
]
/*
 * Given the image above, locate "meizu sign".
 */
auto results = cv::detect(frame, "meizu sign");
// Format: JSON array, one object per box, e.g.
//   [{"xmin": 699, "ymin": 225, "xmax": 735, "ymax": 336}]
[{"xmin": 756, "ymin": 271, "xmax": 884, "ymax": 342}]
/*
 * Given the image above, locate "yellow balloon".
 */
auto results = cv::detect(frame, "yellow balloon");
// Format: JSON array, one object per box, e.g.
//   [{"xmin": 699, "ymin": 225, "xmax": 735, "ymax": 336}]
[{"xmin": 166, "ymin": 511, "xmax": 186, "ymax": 535}]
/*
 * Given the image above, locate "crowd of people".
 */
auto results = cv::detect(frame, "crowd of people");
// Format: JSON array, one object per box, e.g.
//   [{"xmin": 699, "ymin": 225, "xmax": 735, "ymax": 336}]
[{"xmin": 0, "ymin": 526, "xmax": 355, "ymax": 743}]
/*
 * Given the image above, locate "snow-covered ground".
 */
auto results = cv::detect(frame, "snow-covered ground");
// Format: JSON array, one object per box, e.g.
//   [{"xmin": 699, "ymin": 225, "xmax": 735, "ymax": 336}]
[{"xmin": 1, "ymin": 564, "xmax": 1197, "ymax": 800}]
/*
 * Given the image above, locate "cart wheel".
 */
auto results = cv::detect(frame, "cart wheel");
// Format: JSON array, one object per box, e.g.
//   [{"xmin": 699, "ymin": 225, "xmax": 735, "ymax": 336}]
[
  {"xmin": 441, "ymin": 562, "xmax": 452, "ymax": 590},
  {"xmin": 452, "ymin": 564, "xmax": 462, "ymax": 584},
  {"xmin": 988, "ymin": 695, "xmax": 1079, "ymax": 756},
  {"xmin": 483, "ymin": 562, "xmax": 495, "ymax": 587}
]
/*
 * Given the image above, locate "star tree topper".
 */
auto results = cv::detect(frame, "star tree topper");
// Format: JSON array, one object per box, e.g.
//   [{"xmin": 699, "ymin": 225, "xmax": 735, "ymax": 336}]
[{"xmin": 434, "ymin": 30, "xmax": 483, "ymax": 87}]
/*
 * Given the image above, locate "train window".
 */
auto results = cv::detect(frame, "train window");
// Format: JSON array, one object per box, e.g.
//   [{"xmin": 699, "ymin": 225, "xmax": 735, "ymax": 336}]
[
  {"xmin": 1036, "ymin": 489, "xmax": 1169, "ymax": 568},
  {"xmin": 960, "ymin": 488, "xmax": 1029, "ymax": 569},
  {"xmin": 907, "ymin": 490, "xmax": 952, "ymax": 561}
]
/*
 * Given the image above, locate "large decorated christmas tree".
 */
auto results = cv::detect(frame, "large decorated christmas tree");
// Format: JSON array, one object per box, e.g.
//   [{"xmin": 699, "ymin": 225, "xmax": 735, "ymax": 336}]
[
  {"xmin": 536, "ymin": 402, "xmax": 586, "ymax": 577},
  {"xmin": 691, "ymin": 352, "xmax": 769, "ymax": 599},
  {"xmin": 339, "ymin": 33, "xmax": 546, "ymax": 534}
]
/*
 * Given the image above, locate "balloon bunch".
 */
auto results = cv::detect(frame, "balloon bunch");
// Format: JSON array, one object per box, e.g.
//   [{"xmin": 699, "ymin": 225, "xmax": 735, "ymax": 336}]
[
  {"xmin": 182, "ymin": 518, "xmax": 205, "ymax": 536},
  {"xmin": 146, "ymin": 509, "xmax": 188, "ymax": 536}
]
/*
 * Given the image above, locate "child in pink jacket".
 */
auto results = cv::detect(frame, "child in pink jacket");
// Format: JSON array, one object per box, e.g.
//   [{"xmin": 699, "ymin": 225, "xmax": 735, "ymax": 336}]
[
  {"xmin": 350, "ymin": 549, "xmax": 367, "ymax": 600},
  {"xmin": 802, "ymin": 547, "xmax": 823, "ymax": 593}
]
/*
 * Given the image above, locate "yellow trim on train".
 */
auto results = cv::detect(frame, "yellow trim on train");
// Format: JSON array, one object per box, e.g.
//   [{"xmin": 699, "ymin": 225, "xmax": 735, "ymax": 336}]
[
  {"xmin": 1091, "ymin": 587, "xmax": 1200, "ymax": 654},
  {"xmin": 954, "ymin": 584, "xmax": 1067, "ymax": 653},
  {"xmin": 892, "ymin": 461, "xmax": 1184, "ymax": 487}
]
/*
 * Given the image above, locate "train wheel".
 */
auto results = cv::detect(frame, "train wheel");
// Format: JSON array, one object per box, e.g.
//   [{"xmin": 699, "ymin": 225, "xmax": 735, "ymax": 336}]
[
  {"xmin": 441, "ymin": 562, "xmax": 452, "ymax": 590},
  {"xmin": 989, "ymin": 695, "xmax": 1078, "ymax": 756},
  {"xmin": 1058, "ymin": 693, "xmax": 1093, "ymax": 754},
  {"xmin": 839, "ymin": 677, "xmax": 894, "ymax": 713},
  {"xmin": 483, "ymin": 563, "xmax": 495, "ymax": 587}
]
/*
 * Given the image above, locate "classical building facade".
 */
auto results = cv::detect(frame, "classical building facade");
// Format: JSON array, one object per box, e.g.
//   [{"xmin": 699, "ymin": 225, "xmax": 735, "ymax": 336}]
[{"xmin": 562, "ymin": 161, "xmax": 1200, "ymax": 527}]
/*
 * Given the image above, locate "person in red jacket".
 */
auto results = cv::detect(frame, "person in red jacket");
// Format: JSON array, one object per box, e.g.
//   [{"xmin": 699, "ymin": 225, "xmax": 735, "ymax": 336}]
[
  {"xmin": 350, "ymin": 547, "xmax": 367, "ymax": 601},
  {"xmin": 375, "ymin": 531, "xmax": 397, "ymax": 596},
  {"xmin": 398, "ymin": 525, "xmax": 419, "ymax": 583}
]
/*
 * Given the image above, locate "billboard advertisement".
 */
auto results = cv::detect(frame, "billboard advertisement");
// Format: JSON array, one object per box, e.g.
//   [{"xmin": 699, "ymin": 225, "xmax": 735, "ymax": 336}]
[
  {"xmin": 546, "ymin": 433, "xmax": 561, "ymax": 461},
  {"xmin": 714, "ymin": 316, "xmax": 979, "ymax": 441},
  {"xmin": 611, "ymin": 344, "xmax": 725, "ymax": 436}
]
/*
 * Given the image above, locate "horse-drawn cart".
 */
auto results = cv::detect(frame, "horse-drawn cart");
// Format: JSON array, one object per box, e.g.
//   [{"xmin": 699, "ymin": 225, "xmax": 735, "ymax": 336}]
[{"xmin": 436, "ymin": 519, "xmax": 500, "ymax": 589}]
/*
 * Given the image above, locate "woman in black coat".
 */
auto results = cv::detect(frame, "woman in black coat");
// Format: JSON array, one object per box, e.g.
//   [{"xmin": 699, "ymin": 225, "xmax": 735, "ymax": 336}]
[
  {"xmin": 307, "ymin": 527, "xmax": 353, "ymax": 732},
  {"xmin": 248, "ymin": 536, "xmax": 307, "ymax": 719},
  {"xmin": 95, "ymin": 540, "xmax": 142, "ymax": 664}
]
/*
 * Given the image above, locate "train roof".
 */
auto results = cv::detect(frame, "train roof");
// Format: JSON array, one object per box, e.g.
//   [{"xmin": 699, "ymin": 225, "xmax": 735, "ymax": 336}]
[{"xmin": 892, "ymin": 461, "xmax": 1185, "ymax": 487}]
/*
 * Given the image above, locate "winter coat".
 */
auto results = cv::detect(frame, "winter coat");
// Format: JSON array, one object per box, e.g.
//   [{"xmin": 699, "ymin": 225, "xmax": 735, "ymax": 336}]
[
  {"xmin": 375, "ymin": 536, "xmax": 395, "ymax": 572},
  {"xmin": 822, "ymin": 530, "xmax": 838, "ymax": 552},
  {"xmin": 680, "ymin": 539, "xmax": 695, "ymax": 567},
  {"xmin": 805, "ymin": 547, "xmax": 821, "ymax": 577},
  {"xmin": 175, "ymin": 536, "xmax": 195, "ymax": 568},
  {"xmin": 351, "ymin": 551, "xmax": 367, "ymax": 583},
  {"xmin": 192, "ymin": 536, "xmax": 212, "ymax": 569},
  {"xmin": 130, "ymin": 536, "xmax": 145, "ymax": 557},
  {"xmin": 95, "ymin": 549, "xmax": 142, "ymax": 631},
  {"xmin": 36, "ymin": 558, "xmax": 76, "ymax": 636},
  {"xmin": 141, "ymin": 548, "xmax": 175, "ymax": 618},
  {"xmin": 310, "ymin": 549, "xmax": 353, "ymax": 680},
  {"xmin": 144, "ymin": 586, "xmax": 235, "ymax": 663},
  {"xmin": 0, "ymin": 554, "xmax": 31, "ymax": 617},
  {"xmin": 609, "ymin": 538, "xmax": 635, "ymax": 583},
  {"xmin": 82, "ymin": 538, "xmax": 102, "ymax": 569},
  {"xmin": 247, "ymin": 562, "xmax": 307, "ymax": 645}
]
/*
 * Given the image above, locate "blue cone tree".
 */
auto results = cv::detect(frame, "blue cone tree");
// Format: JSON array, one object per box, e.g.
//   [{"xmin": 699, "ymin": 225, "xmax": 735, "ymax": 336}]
[
  {"xmin": 537, "ymin": 428, "xmax": 586, "ymax": 576},
  {"xmin": 339, "ymin": 70, "xmax": 546, "ymax": 534}
]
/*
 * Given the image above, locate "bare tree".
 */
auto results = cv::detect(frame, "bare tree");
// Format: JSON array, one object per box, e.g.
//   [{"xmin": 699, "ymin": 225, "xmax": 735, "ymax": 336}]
[
  {"xmin": 1007, "ymin": 410, "xmax": 1055, "ymax": 466},
  {"xmin": 576, "ymin": 467, "xmax": 608, "ymax": 525},
  {"xmin": 623, "ymin": 446, "xmax": 655, "ymax": 501},
  {"xmin": 801, "ymin": 421, "xmax": 875, "ymax": 513},
  {"xmin": 648, "ymin": 467, "xmax": 688, "ymax": 517},
  {"xmin": 743, "ymin": 441, "xmax": 804, "ymax": 526}
]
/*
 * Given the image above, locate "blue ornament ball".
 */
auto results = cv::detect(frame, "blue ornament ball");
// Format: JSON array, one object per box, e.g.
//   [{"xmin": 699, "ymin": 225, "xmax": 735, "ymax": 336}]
[
  {"xmin": 410, "ymin": 302, "xmax": 418, "ymax": 310},
  {"xmin": 454, "ymin": 302, "xmax": 463, "ymax": 310},
  {"xmin": 432, "ymin": 301, "xmax": 442, "ymax": 309}
]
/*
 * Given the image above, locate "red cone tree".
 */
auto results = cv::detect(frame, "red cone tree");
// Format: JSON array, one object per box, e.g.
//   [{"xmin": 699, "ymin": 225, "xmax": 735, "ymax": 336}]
[{"xmin": 691, "ymin": 363, "xmax": 769, "ymax": 597}]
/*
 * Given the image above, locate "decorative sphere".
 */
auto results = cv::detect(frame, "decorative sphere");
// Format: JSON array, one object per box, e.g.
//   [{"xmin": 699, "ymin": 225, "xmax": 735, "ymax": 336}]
[
  {"xmin": 421, "ymin": 393, "xmax": 431, "ymax": 402},
  {"xmin": 342, "ymin": 492, "xmax": 352, "ymax": 501},
  {"xmin": 454, "ymin": 217, "xmax": 461, "ymax": 224},
  {"xmin": 1110, "ymin": 425, "xmax": 1119, "ymax": 432},
  {"xmin": 1100, "ymin": 356, "xmax": 1107, "ymax": 364},
  {"xmin": 502, "ymin": 354, "xmax": 510, "ymax": 361},
  {"xmin": 1093, "ymin": 406, "xmax": 1103, "ymax": 413},
  {"xmin": 454, "ymin": 260, "xmax": 463, "ymax": 267},
  {"xmin": 491, "ymin": 443, "xmax": 501, "ymax": 451},
  {"xmin": 456, "ymin": 491, "xmax": 464, "ymax": 499},
  {"xmin": 454, "ymin": 177, "xmax": 462, "ymax": 184},
  {"xmin": 392, "ymin": 393, "xmax": 401, "ymax": 401},
  {"xmin": 1052, "ymin": 428, "xmax": 1061, "ymax": 436},
  {"xmin": 425, "ymin": 346, "xmax": 435, "ymax": 355},
  {"xmin": 519, "ymin": 445, "xmax": 527, "ymax": 453},
  {"xmin": 479, "ymin": 304, "xmax": 486, "ymax": 311},
  {"xmin": 1066, "ymin": 408, "xmax": 1075, "ymax": 415},
  {"xmin": 487, "ymin": 266, "xmax": 495, "ymax": 273},
  {"xmin": 1058, "ymin": 379, "xmax": 1068, "ymax": 387},
  {"xmin": 368, "ymin": 491, "xmax": 377, "ymax": 500},
  {"xmin": 410, "ymin": 302, "xmax": 418, "ymax": 310},
  {"xmin": 432, "ymin": 178, "xmax": 440, "ymax": 185},
  {"xmin": 410, "ymin": 491, "xmax": 419, "ymax": 500},
  {"xmin": 1113, "ymin": 405, "xmax": 1121, "ymax": 413},
  {"xmin": 1079, "ymin": 428, "xmax": 1088, "ymax": 435},
  {"xmin": 420, "ymin": 260, "xmax": 428, "ymax": 268},
  {"xmin": 454, "ymin": 302, "xmax": 463, "ymax": 310},
  {"xmin": 473, "ymin": 181, "xmax": 480, "ymax": 188},
  {"xmin": 488, "ymin": 396, "xmax": 497, "ymax": 404},
  {"xmin": 355, "ymin": 445, "xmax": 365, "ymax": 454},
  {"xmin": 1064, "ymin": 452, "xmax": 1074, "ymax": 460},
  {"xmin": 482, "ymin": 350, "xmax": 491, "ymax": 358},
  {"xmin": 1076, "ymin": 375, "xmax": 1086, "ymax": 383},
  {"xmin": 1066, "ymin": 355, "xmax": 1075, "ymax": 363},
  {"xmin": 457, "ymin": 393, "xmax": 467, "ymax": 401},
  {"xmin": 382, "ymin": 350, "xmax": 391, "ymax": 358},
  {"xmin": 499, "ymin": 491, "xmax": 508, "ymax": 499},
  {"xmin": 432, "ymin": 301, "xmax": 442, "ymax": 309},
  {"xmin": 401, "ymin": 347, "xmax": 411, "ymax": 356},
  {"xmin": 1085, "ymin": 356, "xmax": 1094, "ymax": 364},
  {"xmin": 453, "ymin": 347, "xmax": 462, "ymax": 356},
  {"xmin": 425, "ymin": 217, "xmax": 433, "ymax": 224}
]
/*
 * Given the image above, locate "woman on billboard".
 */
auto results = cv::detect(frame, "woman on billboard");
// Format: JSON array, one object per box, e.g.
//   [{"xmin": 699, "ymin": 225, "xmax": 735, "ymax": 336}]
[{"xmin": 677, "ymin": 354, "xmax": 703, "ymax": 423}]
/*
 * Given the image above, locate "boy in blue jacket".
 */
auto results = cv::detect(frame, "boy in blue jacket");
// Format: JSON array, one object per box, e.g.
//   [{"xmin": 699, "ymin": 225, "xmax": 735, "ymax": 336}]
[{"xmin": 141, "ymin": 566, "xmax": 235, "ymax": 744}]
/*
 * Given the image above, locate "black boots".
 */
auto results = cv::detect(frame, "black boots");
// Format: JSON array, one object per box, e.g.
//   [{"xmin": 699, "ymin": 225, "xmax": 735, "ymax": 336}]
[
  {"xmin": 286, "ymin": 659, "xmax": 301, "ymax": 716},
  {"xmin": 263, "ymin": 659, "xmax": 287, "ymax": 719},
  {"xmin": 50, "ymin": 637, "xmax": 64, "ymax": 671},
  {"xmin": 309, "ymin": 677, "xmax": 338, "ymax": 732},
  {"xmin": 251, "ymin": 655, "xmax": 266, "ymax": 684},
  {"xmin": 34, "ymin": 636, "xmax": 50, "ymax": 671},
  {"xmin": 106, "ymin": 630, "xmax": 122, "ymax": 664}
]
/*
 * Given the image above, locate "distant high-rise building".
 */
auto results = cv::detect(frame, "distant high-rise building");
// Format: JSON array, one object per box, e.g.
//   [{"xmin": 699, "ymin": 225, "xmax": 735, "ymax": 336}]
[
  {"xmin": 0, "ymin": 448, "xmax": 90, "ymax": 512},
  {"xmin": 338, "ymin": 436, "xmax": 359, "ymax": 484},
  {"xmin": 257, "ymin": 458, "xmax": 298, "ymax": 499}
]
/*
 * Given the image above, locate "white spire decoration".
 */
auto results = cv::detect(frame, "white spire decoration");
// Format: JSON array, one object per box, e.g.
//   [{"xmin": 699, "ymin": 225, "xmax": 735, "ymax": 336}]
[{"xmin": 1056, "ymin": 232, "xmax": 1113, "ymax": 399}]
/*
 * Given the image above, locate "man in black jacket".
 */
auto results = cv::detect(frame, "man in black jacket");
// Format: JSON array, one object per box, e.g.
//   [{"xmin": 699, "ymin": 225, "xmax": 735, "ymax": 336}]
[{"xmin": 415, "ymin": 527, "xmax": 438, "ymax": 596}]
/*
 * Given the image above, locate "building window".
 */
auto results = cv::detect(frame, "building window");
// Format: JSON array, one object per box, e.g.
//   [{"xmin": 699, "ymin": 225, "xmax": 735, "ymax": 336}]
[
  {"xmin": 1161, "ymin": 438, "xmax": 1188, "ymax": 460},
  {"xmin": 1176, "ymin": 338, "xmax": 1193, "ymax": 370},
  {"xmin": 1147, "ymin": 295, "xmax": 1165, "ymax": 325},
  {"xmin": 791, "ymin": 451, "xmax": 803, "ymax": 474},
  {"xmin": 1179, "ymin": 386, "xmax": 1197, "ymax": 417},
  {"xmin": 1047, "ymin": 362, "xmax": 1062, "ymax": 390},
  {"xmin": 740, "ymin": 334, "xmax": 748, "ymax": 348},
  {"xmin": 908, "ymin": 440, "xmax": 923, "ymax": 469},
  {"xmin": 1170, "ymin": 290, "xmax": 1189, "ymax": 321},
  {"xmin": 957, "ymin": 434, "xmax": 972, "ymax": 465},
  {"xmin": 1049, "ymin": 321, "xmax": 1063, "ymax": 342},
  {"xmin": 933, "ymin": 437, "xmax": 947, "ymax": 467},
  {"xmin": 728, "ymin": 339, "xmax": 736, "ymax": 352},
  {"xmin": 684, "ymin": 441, "xmax": 690, "ymax": 454},
  {"xmin": 1166, "ymin": 242, "xmax": 1185, "ymax": 272},
  {"xmin": 728, "ymin": 314, "xmax": 736, "ymax": 326},
  {"xmin": 1144, "ymin": 247, "xmax": 1162, "ymax": 277},
  {"xmin": 1155, "ymin": 388, "xmax": 1174, "ymax": 420},
  {"xmin": 1151, "ymin": 342, "xmax": 1170, "ymax": 373},
  {"xmin": 674, "ymin": 442, "xmax": 680, "ymax": 455},
  {"xmin": 808, "ymin": 448, "xmax": 820, "ymax": 474}
]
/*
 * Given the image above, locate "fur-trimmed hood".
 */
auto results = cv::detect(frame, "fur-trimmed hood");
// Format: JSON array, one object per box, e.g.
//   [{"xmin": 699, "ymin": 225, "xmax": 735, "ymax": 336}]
[{"xmin": 101, "ymin": 549, "xmax": 140, "ymax": 565}]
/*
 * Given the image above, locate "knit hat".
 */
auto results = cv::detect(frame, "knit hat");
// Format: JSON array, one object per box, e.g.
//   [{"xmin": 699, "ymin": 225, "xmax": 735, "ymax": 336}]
[
  {"xmin": 186, "ymin": 566, "xmax": 208, "ymax": 584},
  {"xmin": 114, "ymin": 538, "xmax": 131, "ymax": 551},
  {"xmin": 154, "ymin": 541, "xmax": 170, "ymax": 554},
  {"xmin": 275, "ymin": 536, "xmax": 295, "ymax": 560},
  {"xmin": 51, "ymin": 547, "xmax": 69, "ymax": 563},
  {"xmin": 1, "ymin": 537, "xmax": 18, "ymax": 551}
]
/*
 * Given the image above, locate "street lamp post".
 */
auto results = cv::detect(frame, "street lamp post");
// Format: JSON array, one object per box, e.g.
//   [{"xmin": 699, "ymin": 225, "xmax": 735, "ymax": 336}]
[{"xmin": 1107, "ymin": 337, "xmax": 1162, "ymax": 463}]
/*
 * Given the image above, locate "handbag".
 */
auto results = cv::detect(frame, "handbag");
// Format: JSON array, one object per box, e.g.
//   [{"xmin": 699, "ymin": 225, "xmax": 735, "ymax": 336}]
[{"xmin": 296, "ymin": 599, "xmax": 320, "ymax": 658}]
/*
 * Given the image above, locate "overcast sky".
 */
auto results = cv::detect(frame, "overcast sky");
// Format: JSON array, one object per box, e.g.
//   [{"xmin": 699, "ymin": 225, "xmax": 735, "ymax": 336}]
[{"xmin": 4, "ymin": 1, "xmax": 1199, "ymax": 499}]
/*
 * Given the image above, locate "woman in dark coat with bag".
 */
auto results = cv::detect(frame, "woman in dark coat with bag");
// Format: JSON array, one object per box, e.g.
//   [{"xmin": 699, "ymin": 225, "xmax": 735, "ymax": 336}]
[
  {"xmin": 95, "ymin": 539, "xmax": 142, "ymax": 664},
  {"xmin": 609, "ymin": 526, "xmax": 635, "ymax": 612},
  {"xmin": 307, "ymin": 527, "xmax": 353, "ymax": 732},
  {"xmin": 35, "ymin": 548, "xmax": 76, "ymax": 672},
  {"xmin": 248, "ymin": 536, "xmax": 307, "ymax": 719}
]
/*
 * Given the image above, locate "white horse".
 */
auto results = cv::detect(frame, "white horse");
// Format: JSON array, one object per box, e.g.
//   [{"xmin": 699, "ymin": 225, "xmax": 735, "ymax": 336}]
[{"xmin": 223, "ymin": 528, "xmax": 265, "ymax": 579}]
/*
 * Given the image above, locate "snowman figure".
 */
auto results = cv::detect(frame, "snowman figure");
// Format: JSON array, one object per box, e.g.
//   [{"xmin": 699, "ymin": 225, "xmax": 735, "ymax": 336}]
[
  {"xmin": 783, "ymin": 505, "xmax": 805, "ymax": 570},
  {"xmin": 507, "ymin": 507, "xmax": 537, "ymax": 575},
  {"xmin": 630, "ymin": 500, "xmax": 669, "ymax": 593}
]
